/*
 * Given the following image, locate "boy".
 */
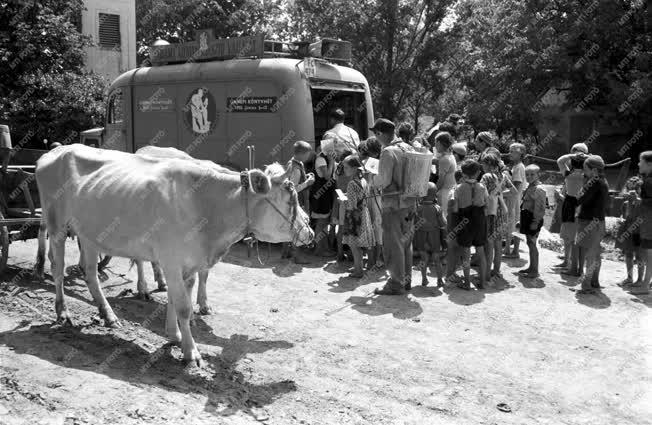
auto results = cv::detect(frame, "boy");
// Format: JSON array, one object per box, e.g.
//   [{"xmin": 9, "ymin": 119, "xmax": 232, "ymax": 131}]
[
  {"xmin": 414, "ymin": 182, "xmax": 446, "ymax": 287},
  {"xmin": 574, "ymin": 155, "xmax": 609, "ymax": 293},
  {"xmin": 451, "ymin": 160, "xmax": 488, "ymax": 290},
  {"xmin": 282, "ymin": 140, "xmax": 315, "ymax": 263},
  {"xmin": 556, "ymin": 152, "xmax": 587, "ymax": 276},
  {"xmin": 518, "ymin": 164, "xmax": 547, "ymax": 278},
  {"xmin": 505, "ymin": 143, "xmax": 526, "ymax": 258}
]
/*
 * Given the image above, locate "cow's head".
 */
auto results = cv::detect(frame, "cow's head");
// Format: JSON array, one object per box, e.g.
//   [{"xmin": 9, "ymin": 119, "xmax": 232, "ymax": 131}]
[{"xmin": 245, "ymin": 164, "xmax": 314, "ymax": 245}]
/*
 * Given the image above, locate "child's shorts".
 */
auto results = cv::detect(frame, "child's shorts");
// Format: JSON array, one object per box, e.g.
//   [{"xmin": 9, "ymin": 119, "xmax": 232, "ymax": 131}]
[
  {"xmin": 575, "ymin": 219, "xmax": 605, "ymax": 249},
  {"xmin": 414, "ymin": 229, "xmax": 441, "ymax": 253},
  {"xmin": 520, "ymin": 209, "xmax": 543, "ymax": 237}
]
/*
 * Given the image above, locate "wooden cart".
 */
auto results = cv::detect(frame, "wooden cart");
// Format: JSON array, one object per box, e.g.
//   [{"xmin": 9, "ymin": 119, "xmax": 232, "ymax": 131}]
[{"xmin": 0, "ymin": 147, "xmax": 48, "ymax": 274}]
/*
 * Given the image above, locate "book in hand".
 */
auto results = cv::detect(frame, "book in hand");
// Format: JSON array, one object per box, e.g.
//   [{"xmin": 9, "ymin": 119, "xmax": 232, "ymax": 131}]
[
  {"xmin": 364, "ymin": 157, "xmax": 379, "ymax": 175},
  {"xmin": 335, "ymin": 189, "xmax": 348, "ymax": 202}
]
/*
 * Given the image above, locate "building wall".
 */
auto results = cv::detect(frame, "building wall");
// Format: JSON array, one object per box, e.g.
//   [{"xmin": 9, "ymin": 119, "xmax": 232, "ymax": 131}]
[{"xmin": 81, "ymin": 0, "xmax": 136, "ymax": 82}]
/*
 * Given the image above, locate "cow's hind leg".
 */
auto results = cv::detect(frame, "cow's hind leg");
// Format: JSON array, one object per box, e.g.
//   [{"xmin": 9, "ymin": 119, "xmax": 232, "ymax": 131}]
[
  {"xmin": 34, "ymin": 221, "xmax": 47, "ymax": 280},
  {"xmin": 50, "ymin": 232, "xmax": 72, "ymax": 326},
  {"xmin": 134, "ymin": 260, "xmax": 152, "ymax": 300},
  {"xmin": 161, "ymin": 264, "xmax": 201, "ymax": 366},
  {"xmin": 152, "ymin": 261, "xmax": 167, "ymax": 291},
  {"xmin": 80, "ymin": 241, "xmax": 120, "ymax": 328},
  {"xmin": 197, "ymin": 270, "xmax": 211, "ymax": 315}
]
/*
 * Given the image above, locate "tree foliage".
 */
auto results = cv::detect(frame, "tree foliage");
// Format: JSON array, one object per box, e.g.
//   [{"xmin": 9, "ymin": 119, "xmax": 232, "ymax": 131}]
[
  {"xmin": 0, "ymin": 0, "xmax": 107, "ymax": 148},
  {"xmin": 440, "ymin": 0, "xmax": 652, "ymax": 140}
]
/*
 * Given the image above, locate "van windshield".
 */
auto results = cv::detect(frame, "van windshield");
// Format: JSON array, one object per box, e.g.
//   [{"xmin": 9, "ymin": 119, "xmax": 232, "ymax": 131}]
[{"xmin": 310, "ymin": 88, "xmax": 368, "ymax": 146}]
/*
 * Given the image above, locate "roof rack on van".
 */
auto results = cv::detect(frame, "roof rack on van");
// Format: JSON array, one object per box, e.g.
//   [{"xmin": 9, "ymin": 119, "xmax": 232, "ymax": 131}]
[{"xmin": 149, "ymin": 29, "xmax": 352, "ymax": 67}]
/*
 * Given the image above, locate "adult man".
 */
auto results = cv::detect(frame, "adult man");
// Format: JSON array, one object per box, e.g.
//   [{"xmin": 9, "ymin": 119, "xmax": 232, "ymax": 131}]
[
  {"xmin": 322, "ymin": 108, "xmax": 360, "ymax": 157},
  {"xmin": 371, "ymin": 118, "xmax": 418, "ymax": 295}
]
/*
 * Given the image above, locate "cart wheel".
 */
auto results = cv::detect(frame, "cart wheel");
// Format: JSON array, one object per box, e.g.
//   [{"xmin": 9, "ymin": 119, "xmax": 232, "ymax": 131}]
[
  {"xmin": 97, "ymin": 254, "xmax": 112, "ymax": 272},
  {"xmin": 0, "ymin": 212, "xmax": 9, "ymax": 275}
]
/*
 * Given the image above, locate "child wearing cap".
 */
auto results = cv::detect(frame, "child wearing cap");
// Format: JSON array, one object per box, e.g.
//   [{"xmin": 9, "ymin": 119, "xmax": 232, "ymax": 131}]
[
  {"xmin": 434, "ymin": 132, "xmax": 456, "ymax": 217},
  {"xmin": 451, "ymin": 160, "xmax": 488, "ymax": 290},
  {"xmin": 504, "ymin": 143, "xmax": 527, "ymax": 258},
  {"xmin": 519, "ymin": 164, "xmax": 547, "ymax": 278},
  {"xmin": 341, "ymin": 155, "xmax": 376, "ymax": 278},
  {"xmin": 281, "ymin": 141, "xmax": 315, "ymax": 263},
  {"xmin": 414, "ymin": 182, "xmax": 447, "ymax": 287},
  {"xmin": 310, "ymin": 139, "xmax": 337, "ymax": 257},
  {"xmin": 555, "ymin": 152, "xmax": 588, "ymax": 275},
  {"xmin": 628, "ymin": 151, "xmax": 652, "ymax": 295},
  {"xmin": 574, "ymin": 155, "xmax": 609, "ymax": 293}
]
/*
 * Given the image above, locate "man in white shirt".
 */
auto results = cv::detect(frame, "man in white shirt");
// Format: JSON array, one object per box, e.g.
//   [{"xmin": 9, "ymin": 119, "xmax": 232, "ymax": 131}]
[{"xmin": 322, "ymin": 108, "xmax": 360, "ymax": 157}]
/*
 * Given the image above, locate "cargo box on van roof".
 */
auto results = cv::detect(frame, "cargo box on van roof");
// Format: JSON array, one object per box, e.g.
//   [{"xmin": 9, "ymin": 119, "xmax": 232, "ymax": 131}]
[{"xmin": 81, "ymin": 32, "xmax": 374, "ymax": 171}]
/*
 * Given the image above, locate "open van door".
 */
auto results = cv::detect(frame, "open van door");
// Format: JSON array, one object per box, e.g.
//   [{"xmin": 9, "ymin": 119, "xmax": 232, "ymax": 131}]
[{"xmin": 103, "ymin": 88, "xmax": 129, "ymax": 151}]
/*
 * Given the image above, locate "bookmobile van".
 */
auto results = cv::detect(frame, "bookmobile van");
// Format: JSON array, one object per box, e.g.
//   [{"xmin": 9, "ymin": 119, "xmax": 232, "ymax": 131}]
[{"xmin": 80, "ymin": 29, "xmax": 374, "ymax": 170}]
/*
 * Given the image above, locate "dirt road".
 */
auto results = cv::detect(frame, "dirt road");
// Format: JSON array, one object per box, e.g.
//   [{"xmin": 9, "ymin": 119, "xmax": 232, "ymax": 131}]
[{"xmin": 0, "ymin": 239, "xmax": 650, "ymax": 424}]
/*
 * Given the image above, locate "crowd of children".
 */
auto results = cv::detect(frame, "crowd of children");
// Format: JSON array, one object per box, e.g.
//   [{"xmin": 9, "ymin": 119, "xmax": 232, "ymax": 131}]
[{"xmin": 282, "ymin": 115, "xmax": 652, "ymax": 296}]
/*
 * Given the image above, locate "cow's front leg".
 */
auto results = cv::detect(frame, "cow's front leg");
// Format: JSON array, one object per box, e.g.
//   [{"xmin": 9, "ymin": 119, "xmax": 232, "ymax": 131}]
[
  {"xmin": 50, "ymin": 235, "xmax": 72, "ymax": 326},
  {"xmin": 134, "ymin": 260, "xmax": 152, "ymax": 300},
  {"xmin": 80, "ymin": 241, "xmax": 120, "ymax": 328},
  {"xmin": 163, "ymin": 265, "xmax": 201, "ymax": 366},
  {"xmin": 152, "ymin": 261, "xmax": 167, "ymax": 291},
  {"xmin": 197, "ymin": 270, "xmax": 211, "ymax": 315}
]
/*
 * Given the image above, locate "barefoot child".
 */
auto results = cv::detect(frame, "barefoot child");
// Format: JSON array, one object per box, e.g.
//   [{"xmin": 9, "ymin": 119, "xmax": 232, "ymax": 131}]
[
  {"xmin": 414, "ymin": 182, "xmax": 446, "ymax": 287},
  {"xmin": 556, "ymin": 152, "xmax": 587, "ymax": 275},
  {"xmin": 505, "ymin": 143, "xmax": 526, "ymax": 258},
  {"xmin": 518, "ymin": 165, "xmax": 547, "ymax": 278},
  {"xmin": 281, "ymin": 141, "xmax": 315, "ymax": 263},
  {"xmin": 575, "ymin": 155, "xmax": 609, "ymax": 293},
  {"xmin": 480, "ymin": 153, "xmax": 516, "ymax": 281},
  {"xmin": 616, "ymin": 176, "xmax": 644, "ymax": 286},
  {"xmin": 629, "ymin": 151, "xmax": 652, "ymax": 295},
  {"xmin": 341, "ymin": 155, "xmax": 376, "ymax": 278},
  {"xmin": 452, "ymin": 160, "xmax": 488, "ymax": 290}
]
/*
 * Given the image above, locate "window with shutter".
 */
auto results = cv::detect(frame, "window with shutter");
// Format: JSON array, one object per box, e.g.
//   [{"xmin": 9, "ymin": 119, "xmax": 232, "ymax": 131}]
[{"xmin": 98, "ymin": 13, "xmax": 121, "ymax": 49}]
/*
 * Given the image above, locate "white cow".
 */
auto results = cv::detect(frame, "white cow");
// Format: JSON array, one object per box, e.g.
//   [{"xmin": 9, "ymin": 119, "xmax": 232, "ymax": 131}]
[{"xmin": 34, "ymin": 144, "xmax": 313, "ymax": 365}]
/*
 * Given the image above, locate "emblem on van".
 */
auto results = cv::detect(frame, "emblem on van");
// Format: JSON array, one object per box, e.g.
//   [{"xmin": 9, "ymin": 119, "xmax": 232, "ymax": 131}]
[{"xmin": 184, "ymin": 87, "xmax": 217, "ymax": 135}]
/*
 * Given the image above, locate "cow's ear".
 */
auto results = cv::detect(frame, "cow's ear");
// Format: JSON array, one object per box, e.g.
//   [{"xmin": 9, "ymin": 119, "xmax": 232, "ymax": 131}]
[{"xmin": 249, "ymin": 170, "xmax": 271, "ymax": 194}]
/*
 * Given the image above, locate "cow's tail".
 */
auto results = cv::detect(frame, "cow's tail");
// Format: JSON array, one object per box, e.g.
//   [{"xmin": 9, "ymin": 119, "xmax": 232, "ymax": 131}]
[{"xmin": 128, "ymin": 259, "xmax": 136, "ymax": 271}]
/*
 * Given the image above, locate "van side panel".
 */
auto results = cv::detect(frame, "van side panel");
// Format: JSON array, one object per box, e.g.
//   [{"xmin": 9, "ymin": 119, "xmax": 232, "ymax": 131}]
[{"xmin": 133, "ymin": 85, "xmax": 179, "ymax": 150}]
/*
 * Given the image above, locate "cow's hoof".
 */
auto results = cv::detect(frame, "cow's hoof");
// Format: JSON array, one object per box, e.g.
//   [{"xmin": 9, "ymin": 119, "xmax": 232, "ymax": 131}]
[
  {"xmin": 135, "ymin": 291, "xmax": 152, "ymax": 301},
  {"xmin": 157, "ymin": 283, "xmax": 167, "ymax": 291},
  {"xmin": 56, "ymin": 313, "xmax": 74, "ymax": 327},
  {"xmin": 105, "ymin": 318, "xmax": 121, "ymax": 328},
  {"xmin": 183, "ymin": 350, "xmax": 202, "ymax": 368},
  {"xmin": 33, "ymin": 267, "xmax": 44, "ymax": 281},
  {"xmin": 198, "ymin": 305, "xmax": 212, "ymax": 315}
]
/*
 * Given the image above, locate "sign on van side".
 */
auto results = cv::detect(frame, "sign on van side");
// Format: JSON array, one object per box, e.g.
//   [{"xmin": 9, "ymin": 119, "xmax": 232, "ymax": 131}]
[{"xmin": 227, "ymin": 97, "xmax": 279, "ymax": 113}]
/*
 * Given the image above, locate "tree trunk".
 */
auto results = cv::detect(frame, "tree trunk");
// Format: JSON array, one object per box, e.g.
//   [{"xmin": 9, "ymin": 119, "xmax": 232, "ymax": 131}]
[{"xmin": 378, "ymin": 0, "xmax": 399, "ymax": 118}]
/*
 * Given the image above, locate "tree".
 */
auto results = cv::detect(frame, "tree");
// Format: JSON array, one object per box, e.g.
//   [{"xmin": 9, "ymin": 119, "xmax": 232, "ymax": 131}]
[
  {"xmin": 0, "ymin": 0, "xmax": 107, "ymax": 148},
  {"xmin": 285, "ymin": 0, "xmax": 456, "ymax": 127},
  {"xmin": 136, "ymin": 0, "xmax": 287, "ymax": 65},
  {"xmin": 439, "ymin": 0, "xmax": 651, "ymax": 148}
]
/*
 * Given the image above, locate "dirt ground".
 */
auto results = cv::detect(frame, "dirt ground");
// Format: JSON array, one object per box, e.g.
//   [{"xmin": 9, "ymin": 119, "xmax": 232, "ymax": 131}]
[{"xmin": 0, "ymin": 238, "xmax": 651, "ymax": 425}]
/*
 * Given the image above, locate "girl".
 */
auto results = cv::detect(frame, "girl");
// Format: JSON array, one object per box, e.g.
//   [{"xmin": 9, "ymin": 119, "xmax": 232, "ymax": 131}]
[
  {"xmin": 341, "ymin": 155, "xmax": 376, "ymax": 278},
  {"xmin": 414, "ymin": 182, "xmax": 446, "ymax": 287},
  {"xmin": 434, "ymin": 132, "xmax": 456, "ymax": 217},
  {"xmin": 359, "ymin": 138, "xmax": 384, "ymax": 269},
  {"xmin": 480, "ymin": 153, "xmax": 516, "ymax": 281},
  {"xmin": 504, "ymin": 143, "xmax": 526, "ymax": 258},
  {"xmin": 452, "ymin": 160, "xmax": 488, "ymax": 290},
  {"xmin": 575, "ymin": 155, "xmax": 609, "ymax": 293},
  {"xmin": 616, "ymin": 176, "xmax": 644, "ymax": 286},
  {"xmin": 629, "ymin": 151, "xmax": 652, "ymax": 295}
]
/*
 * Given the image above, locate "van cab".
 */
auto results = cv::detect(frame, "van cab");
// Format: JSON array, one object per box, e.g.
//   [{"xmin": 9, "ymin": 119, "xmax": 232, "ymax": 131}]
[{"xmin": 81, "ymin": 30, "xmax": 374, "ymax": 170}]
